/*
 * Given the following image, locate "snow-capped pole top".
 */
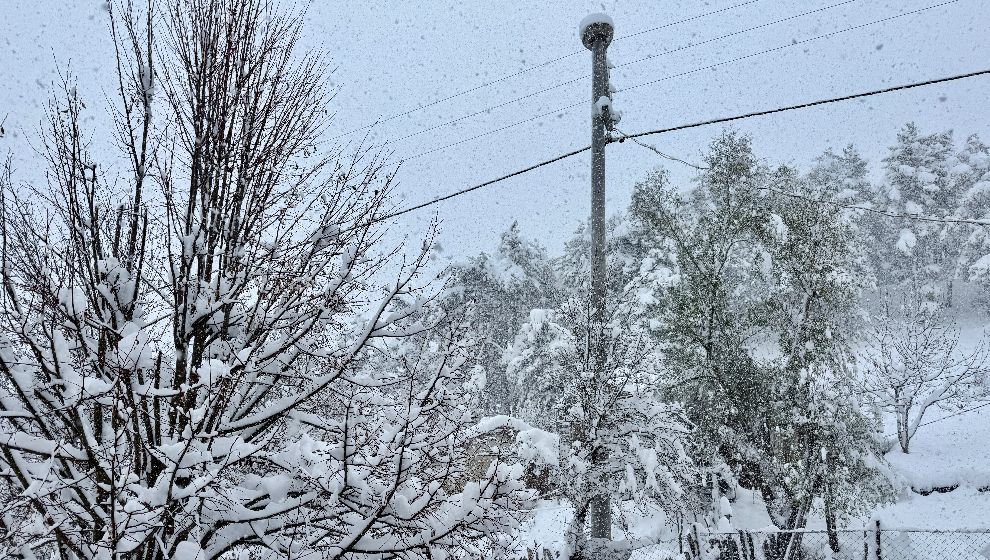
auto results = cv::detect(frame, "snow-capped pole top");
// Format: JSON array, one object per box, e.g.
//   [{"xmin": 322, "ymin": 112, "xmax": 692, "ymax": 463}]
[{"xmin": 580, "ymin": 13, "xmax": 614, "ymax": 49}]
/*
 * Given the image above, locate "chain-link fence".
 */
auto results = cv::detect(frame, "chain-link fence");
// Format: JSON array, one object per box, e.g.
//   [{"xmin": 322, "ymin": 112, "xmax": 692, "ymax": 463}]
[{"xmin": 628, "ymin": 527, "xmax": 990, "ymax": 560}]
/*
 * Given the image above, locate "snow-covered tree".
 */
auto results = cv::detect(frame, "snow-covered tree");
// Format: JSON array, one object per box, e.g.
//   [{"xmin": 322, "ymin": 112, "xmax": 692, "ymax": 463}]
[
  {"xmin": 628, "ymin": 133, "xmax": 891, "ymax": 552},
  {"xmin": 766, "ymin": 158, "xmax": 891, "ymax": 553},
  {"xmin": 447, "ymin": 223, "xmax": 561, "ymax": 415},
  {"xmin": 451, "ymin": 215, "xmax": 697, "ymax": 557},
  {"xmin": 880, "ymin": 123, "xmax": 959, "ymax": 304},
  {"xmin": 952, "ymin": 135, "xmax": 990, "ymax": 299},
  {"xmin": 860, "ymin": 297, "xmax": 990, "ymax": 454},
  {"xmin": 806, "ymin": 145, "xmax": 888, "ymax": 287},
  {"xmin": 628, "ymin": 134, "xmax": 781, "ymax": 474},
  {"xmin": 502, "ymin": 301, "xmax": 695, "ymax": 559},
  {"xmin": 0, "ymin": 2, "xmax": 529, "ymax": 558}
]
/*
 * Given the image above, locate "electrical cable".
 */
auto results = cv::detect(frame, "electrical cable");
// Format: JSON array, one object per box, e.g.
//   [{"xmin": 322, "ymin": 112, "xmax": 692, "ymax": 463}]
[
  {"xmin": 915, "ymin": 401, "xmax": 990, "ymax": 428},
  {"xmin": 403, "ymin": 0, "xmax": 959, "ymax": 162},
  {"xmin": 330, "ymin": 1, "xmax": 763, "ymax": 142},
  {"xmin": 760, "ymin": 185, "xmax": 990, "ymax": 226},
  {"xmin": 613, "ymin": 0, "xmax": 960, "ymax": 98},
  {"xmin": 883, "ymin": 401, "xmax": 990, "ymax": 437},
  {"xmin": 612, "ymin": 0, "xmax": 860, "ymax": 74},
  {"xmin": 617, "ymin": 68, "xmax": 990, "ymax": 143},
  {"xmin": 386, "ymin": 0, "xmax": 862, "ymax": 152},
  {"xmin": 379, "ymin": 144, "xmax": 591, "ymax": 222},
  {"xmin": 383, "ymin": 67, "xmax": 990, "ymax": 223},
  {"xmin": 612, "ymin": 0, "xmax": 762, "ymax": 44},
  {"xmin": 614, "ymin": 128, "xmax": 709, "ymax": 170},
  {"xmin": 623, "ymin": 135, "xmax": 990, "ymax": 227},
  {"xmin": 389, "ymin": 76, "xmax": 586, "ymax": 148},
  {"xmin": 402, "ymin": 100, "xmax": 586, "ymax": 161}
]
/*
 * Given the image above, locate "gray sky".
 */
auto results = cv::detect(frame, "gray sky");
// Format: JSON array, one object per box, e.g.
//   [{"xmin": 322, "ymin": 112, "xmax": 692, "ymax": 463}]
[{"xmin": 2, "ymin": 0, "xmax": 988, "ymax": 261}]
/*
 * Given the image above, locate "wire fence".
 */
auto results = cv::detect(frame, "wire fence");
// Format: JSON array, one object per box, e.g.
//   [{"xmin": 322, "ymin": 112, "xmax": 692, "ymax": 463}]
[{"xmin": 626, "ymin": 526, "xmax": 990, "ymax": 560}]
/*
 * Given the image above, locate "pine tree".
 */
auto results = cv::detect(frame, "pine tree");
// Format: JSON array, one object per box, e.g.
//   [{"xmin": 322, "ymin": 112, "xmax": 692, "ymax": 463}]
[
  {"xmin": 952, "ymin": 135, "xmax": 990, "ymax": 297},
  {"xmin": 881, "ymin": 123, "xmax": 958, "ymax": 304}
]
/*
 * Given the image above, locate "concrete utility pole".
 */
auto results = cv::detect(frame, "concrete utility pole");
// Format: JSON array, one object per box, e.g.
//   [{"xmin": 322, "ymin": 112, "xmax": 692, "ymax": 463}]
[
  {"xmin": 582, "ymin": 15, "xmax": 613, "ymax": 354},
  {"xmin": 581, "ymin": 13, "xmax": 614, "ymax": 545}
]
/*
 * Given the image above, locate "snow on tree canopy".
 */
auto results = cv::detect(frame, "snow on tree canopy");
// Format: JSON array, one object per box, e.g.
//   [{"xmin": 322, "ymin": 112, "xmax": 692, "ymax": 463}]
[
  {"xmin": 578, "ymin": 12, "xmax": 614, "ymax": 36},
  {"xmin": 0, "ymin": 2, "xmax": 535, "ymax": 557}
]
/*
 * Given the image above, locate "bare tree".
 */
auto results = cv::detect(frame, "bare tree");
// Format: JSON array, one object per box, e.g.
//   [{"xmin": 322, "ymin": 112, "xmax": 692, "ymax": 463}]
[
  {"xmin": 0, "ymin": 1, "xmax": 528, "ymax": 558},
  {"xmin": 861, "ymin": 297, "xmax": 989, "ymax": 453}
]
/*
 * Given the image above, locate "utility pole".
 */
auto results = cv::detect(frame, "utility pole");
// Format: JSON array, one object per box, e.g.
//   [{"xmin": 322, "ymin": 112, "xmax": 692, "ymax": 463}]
[
  {"xmin": 581, "ymin": 12, "xmax": 614, "ymax": 547},
  {"xmin": 582, "ymin": 14, "xmax": 613, "ymax": 354}
]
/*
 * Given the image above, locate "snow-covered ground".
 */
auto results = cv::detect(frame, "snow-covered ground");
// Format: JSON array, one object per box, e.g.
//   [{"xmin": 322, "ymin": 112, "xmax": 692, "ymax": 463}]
[
  {"xmin": 874, "ymin": 404, "xmax": 990, "ymax": 530},
  {"xmin": 519, "ymin": 501, "xmax": 685, "ymax": 559}
]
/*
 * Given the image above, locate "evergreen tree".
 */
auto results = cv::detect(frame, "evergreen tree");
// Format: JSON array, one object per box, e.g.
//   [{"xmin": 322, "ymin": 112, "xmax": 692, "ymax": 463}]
[
  {"xmin": 880, "ymin": 123, "xmax": 958, "ymax": 304},
  {"xmin": 952, "ymin": 135, "xmax": 990, "ymax": 296}
]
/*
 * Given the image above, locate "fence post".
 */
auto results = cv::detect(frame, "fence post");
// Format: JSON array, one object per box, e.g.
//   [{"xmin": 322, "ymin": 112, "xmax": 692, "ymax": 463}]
[
  {"xmin": 874, "ymin": 520, "xmax": 882, "ymax": 560},
  {"xmin": 863, "ymin": 529, "xmax": 868, "ymax": 560}
]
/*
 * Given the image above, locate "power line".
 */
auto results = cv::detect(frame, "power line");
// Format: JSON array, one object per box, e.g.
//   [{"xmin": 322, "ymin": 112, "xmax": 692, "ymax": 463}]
[
  {"xmin": 403, "ymin": 100, "xmax": 586, "ymax": 160},
  {"xmin": 379, "ymin": 145, "xmax": 591, "ymax": 221},
  {"xmin": 388, "ymin": 76, "xmax": 585, "ymax": 148},
  {"xmin": 331, "ymin": 1, "xmax": 762, "ymax": 142},
  {"xmin": 612, "ymin": 0, "xmax": 762, "ymax": 44},
  {"xmin": 615, "ymin": 127, "xmax": 709, "ymax": 170},
  {"xmin": 387, "ymin": 0, "xmax": 860, "ymax": 153},
  {"xmin": 916, "ymin": 402, "xmax": 990, "ymax": 428},
  {"xmin": 382, "ymin": 67, "xmax": 990, "ymax": 222},
  {"xmin": 622, "ymin": 138, "xmax": 990, "ymax": 227},
  {"xmin": 761, "ymin": 186, "xmax": 990, "ymax": 227},
  {"xmin": 618, "ymin": 68, "xmax": 990, "ymax": 142},
  {"xmin": 330, "ymin": 55, "xmax": 583, "ymax": 143},
  {"xmin": 614, "ymin": 0, "xmax": 960, "ymax": 98},
  {"xmin": 401, "ymin": 0, "xmax": 957, "ymax": 163},
  {"xmin": 613, "ymin": 0, "xmax": 860, "ymax": 74}
]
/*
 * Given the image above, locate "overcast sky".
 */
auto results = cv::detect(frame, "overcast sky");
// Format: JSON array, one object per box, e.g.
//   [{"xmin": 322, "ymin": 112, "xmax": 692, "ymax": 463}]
[{"xmin": 2, "ymin": 0, "xmax": 988, "ymax": 261}]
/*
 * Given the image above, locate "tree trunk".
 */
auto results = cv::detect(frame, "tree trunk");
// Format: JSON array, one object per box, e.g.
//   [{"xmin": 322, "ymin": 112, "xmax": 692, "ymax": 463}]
[
  {"xmin": 589, "ymin": 494, "xmax": 611, "ymax": 539},
  {"xmin": 898, "ymin": 422, "xmax": 910, "ymax": 454},
  {"xmin": 896, "ymin": 400, "xmax": 911, "ymax": 453},
  {"xmin": 568, "ymin": 500, "xmax": 590, "ymax": 559},
  {"xmin": 825, "ymin": 494, "xmax": 840, "ymax": 553}
]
